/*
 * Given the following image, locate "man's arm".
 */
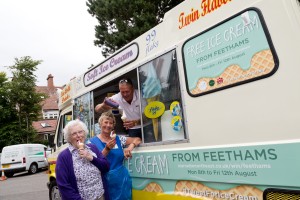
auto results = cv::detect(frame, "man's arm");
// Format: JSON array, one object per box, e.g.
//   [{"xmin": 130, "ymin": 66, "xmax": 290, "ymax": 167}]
[
  {"xmin": 95, "ymin": 102, "xmax": 111, "ymax": 113},
  {"xmin": 95, "ymin": 95, "xmax": 119, "ymax": 113}
]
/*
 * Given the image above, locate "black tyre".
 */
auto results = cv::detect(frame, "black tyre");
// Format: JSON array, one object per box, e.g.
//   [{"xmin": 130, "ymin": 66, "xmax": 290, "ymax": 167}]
[
  {"xmin": 28, "ymin": 163, "xmax": 38, "ymax": 174},
  {"xmin": 49, "ymin": 180, "xmax": 61, "ymax": 200},
  {"xmin": 4, "ymin": 172, "xmax": 14, "ymax": 177}
]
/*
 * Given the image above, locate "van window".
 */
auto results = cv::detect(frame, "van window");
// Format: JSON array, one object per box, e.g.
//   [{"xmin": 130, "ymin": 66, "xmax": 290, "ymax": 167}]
[
  {"xmin": 182, "ymin": 9, "xmax": 278, "ymax": 96},
  {"xmin": 92, "ymin": 75, "xmax": 137, "ymax": 137},
  {"xmin": 73, "ymin": 92, "xmax": 94, "ymax": 140},
  {"xmin": 56, "ymin": 112, "xmax": 72, "ymax": 147},
  {"xmin": 91, "ymin": 50, "xmax": 186, "ymax": 145},
  {"xmin": 138, "ymin": 50, "xmax": 186, "ymax": 143}
]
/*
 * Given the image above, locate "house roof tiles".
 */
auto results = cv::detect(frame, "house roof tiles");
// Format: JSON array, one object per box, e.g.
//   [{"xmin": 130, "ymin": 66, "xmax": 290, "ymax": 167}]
[{"xmin": 32, "ymin": 119, "xmax": 57, "ymax": 134}]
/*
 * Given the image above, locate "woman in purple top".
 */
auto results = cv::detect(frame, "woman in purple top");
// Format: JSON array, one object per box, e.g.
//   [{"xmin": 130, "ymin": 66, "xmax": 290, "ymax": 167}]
[{"xmin": 56, "ymin": 119, "xmax": 110, "ymax": 200}]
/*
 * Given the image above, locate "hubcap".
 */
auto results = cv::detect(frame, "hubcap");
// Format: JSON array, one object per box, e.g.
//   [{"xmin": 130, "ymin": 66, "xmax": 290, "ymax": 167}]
[
  {"xmin": 31, "ymin": 165, "xmax": 37, "ymax": 173},
  {"xmin": 51, "ymin": 186, "xmax": 61, "ymax": 200}
]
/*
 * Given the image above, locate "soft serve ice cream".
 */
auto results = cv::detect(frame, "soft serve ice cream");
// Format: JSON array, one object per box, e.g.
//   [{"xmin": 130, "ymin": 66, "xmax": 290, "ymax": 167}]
[
  {"xmin": 121, "ymin": 112, "xmax": 127, "ymax": 122},
  {"xmin": 141, "ymin": 62, "xmax": 162, "ymax": 99},
  {"xmin": 110, "ymin": 131, "xmax": 116, "ymax": 140}
]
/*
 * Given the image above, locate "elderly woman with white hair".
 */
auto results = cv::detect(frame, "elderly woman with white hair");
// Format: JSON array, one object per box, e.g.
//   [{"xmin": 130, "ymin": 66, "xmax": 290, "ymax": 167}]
[{"xmin": 56, "ymin": 119, "xmax": 110, "ymax": 200}]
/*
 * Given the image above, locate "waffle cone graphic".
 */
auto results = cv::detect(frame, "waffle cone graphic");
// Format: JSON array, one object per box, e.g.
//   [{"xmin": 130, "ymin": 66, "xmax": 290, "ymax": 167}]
[
  {"xmin": 174, "ymin": 180, "xmax": 262, "ymax": 199},
  {"xmin": 191, "ymin": 49, "xmax": 275, "ymax": 95},
  {"xmin": 143, "ymin": 182, "xmax": 163, "ymax": 193}
]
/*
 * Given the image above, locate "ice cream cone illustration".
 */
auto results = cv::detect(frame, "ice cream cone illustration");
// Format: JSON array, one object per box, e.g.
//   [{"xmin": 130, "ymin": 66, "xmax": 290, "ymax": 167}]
[
  {"xmin": 146, "ymin": 95, "xmax": 160, "ymax": 141},
  {"xmin": 142, "ymin": 62, "xmax": 162, "ymax": 141}
]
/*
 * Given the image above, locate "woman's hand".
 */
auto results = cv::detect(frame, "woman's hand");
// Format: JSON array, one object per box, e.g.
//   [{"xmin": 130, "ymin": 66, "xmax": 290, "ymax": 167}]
[
  {"xmin": 102, "ymin": 138, "xmax": 116, "ymax": 156},
  {"xmin": 124, "ymin": 148, "xmax": 132, "ymax": 159},
  {"xmin": 106, "ymin": 138, "xmax": 116, "ymax": 150},
  {"xmin": 79, "ymin": 149, "xmax": 93, "ymax": 161}
]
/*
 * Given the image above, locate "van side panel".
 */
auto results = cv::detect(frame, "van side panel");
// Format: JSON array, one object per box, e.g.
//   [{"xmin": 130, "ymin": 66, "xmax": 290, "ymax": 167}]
[
  {"xmin": 26, "ymin": 145, "xmax": 48, "ymax": 170},
  {"xmin": 127, "ymin": 0, "xmax": 300, "ymax": 199}
]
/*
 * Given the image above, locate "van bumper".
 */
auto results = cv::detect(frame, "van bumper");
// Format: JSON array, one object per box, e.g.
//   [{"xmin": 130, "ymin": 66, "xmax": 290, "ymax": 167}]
[{"xmin": 3, "ymin": 167, "xmax": 26, "ymax": 173}]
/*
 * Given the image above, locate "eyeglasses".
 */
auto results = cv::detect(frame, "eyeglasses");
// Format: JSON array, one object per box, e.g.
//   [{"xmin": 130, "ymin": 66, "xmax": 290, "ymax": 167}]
[
  {"xmin": 71, "ymin": 130, "xmax": 85, "ymax": 136},
  {"xmin": 119, "ymin": 78, "xmax": 132, "ymax": 85}
]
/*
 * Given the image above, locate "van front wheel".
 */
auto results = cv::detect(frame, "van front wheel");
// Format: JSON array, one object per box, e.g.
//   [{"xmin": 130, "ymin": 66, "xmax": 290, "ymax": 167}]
[
  {"xmin": 49, "ymin": 180, "xmax": 61, "ymax": 200},
  {"xmin": 28, "ymin": 163, "xmax": 38, "ymax": 174}
]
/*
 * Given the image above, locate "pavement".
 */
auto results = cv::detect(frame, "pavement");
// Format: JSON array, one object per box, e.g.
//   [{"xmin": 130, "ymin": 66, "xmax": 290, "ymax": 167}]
[{"xmin": 0, "ymin": 170, "xmax": 49, "ymax": 200}]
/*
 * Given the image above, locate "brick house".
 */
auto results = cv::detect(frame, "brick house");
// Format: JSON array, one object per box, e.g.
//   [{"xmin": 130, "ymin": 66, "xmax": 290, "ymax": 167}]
[{"xmin": 33, "ymin": 74, "xmax": 62, "ymax": 146}]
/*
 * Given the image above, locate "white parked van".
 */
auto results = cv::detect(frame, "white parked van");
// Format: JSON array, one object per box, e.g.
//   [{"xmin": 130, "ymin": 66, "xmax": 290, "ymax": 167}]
[{"xmin": 1, "ymin": 144, "xmax": 48, "ymax": 177}]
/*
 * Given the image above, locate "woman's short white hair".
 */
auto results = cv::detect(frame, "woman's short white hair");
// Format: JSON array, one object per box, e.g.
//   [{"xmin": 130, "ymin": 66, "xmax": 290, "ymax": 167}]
[{"xmin": 63, "ymin": 119, "xmax": 88, "ymax": 143}]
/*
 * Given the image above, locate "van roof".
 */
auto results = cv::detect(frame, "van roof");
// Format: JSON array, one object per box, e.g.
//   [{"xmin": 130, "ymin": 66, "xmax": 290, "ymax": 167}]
[{"xmin": 2, "ymin": 144, "xmax": 46, "ymax": 150}]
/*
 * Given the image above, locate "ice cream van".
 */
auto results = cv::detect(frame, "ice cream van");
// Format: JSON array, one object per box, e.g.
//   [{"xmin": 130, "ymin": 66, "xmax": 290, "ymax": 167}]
[
  {"xmin": 48, "ymin": 0, "xmax": 300, "ymax": 199},
  {"xmin": 1, "ymin": 144, "xmax": 48, "ymax": 177}
]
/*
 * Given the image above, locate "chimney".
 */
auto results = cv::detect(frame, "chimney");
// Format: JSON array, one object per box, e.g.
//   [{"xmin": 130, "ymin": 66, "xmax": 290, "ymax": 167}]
[{"xmin": 47, "ymin": 74, "xmax": 54, "ymax": 90}]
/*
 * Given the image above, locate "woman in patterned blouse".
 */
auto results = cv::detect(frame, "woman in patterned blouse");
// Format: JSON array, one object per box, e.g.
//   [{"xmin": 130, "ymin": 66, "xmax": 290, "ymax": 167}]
[{"xmin": 56, "ymin": 119, "xmax": 110, "ymax": 200}]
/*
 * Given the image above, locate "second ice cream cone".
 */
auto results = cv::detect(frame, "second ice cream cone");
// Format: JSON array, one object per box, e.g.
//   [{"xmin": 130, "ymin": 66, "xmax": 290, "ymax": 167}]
[{"xmin": 110, "ymin": 131, "xmax": 116, "ymax": 140}]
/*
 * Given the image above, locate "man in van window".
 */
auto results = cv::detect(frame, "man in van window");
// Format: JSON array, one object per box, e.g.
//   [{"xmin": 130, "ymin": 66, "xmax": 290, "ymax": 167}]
[{"xmin": 95, "ymin": 78, "xmax": 144, "ymax": 138}]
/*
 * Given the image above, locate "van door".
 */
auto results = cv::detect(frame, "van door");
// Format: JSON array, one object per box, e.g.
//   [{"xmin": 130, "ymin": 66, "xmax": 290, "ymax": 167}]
[
  {"xmin": 26, "ymin": 145, "xmax": 48, "ymax": 174},
  {"xmin": 1, "ymin": 145, "xmax": 26, "ymax": 177}
]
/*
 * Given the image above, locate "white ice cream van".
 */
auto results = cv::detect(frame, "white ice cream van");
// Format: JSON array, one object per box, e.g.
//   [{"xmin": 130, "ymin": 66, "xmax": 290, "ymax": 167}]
[
  {"xmin": 1, "ymin": 144, "xmax": 48, "ymax": 177},
  {"xmin": 48, "ymin": 0, "xmax": 300, "ymax": 199}
]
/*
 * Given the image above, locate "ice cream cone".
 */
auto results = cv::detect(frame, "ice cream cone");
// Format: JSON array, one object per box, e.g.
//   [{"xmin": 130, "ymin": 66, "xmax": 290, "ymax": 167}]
[
  {"xmin": 110, "ymin": 131, "xmax": 116, "ymax": 140},
  {"xmin": 78, "ymin": 142, "xmax": 84, "ymax": 150},
  {"xmin": 142, "ymin": 62, "xmax": 162, "ymax": 141},
  {"xmin": 121, "ymin": 114, "xmax": 127, "ymax": 122},
  {"xmin": 146, "ymin": 95, "xmax": 160, "ymax": 141}
]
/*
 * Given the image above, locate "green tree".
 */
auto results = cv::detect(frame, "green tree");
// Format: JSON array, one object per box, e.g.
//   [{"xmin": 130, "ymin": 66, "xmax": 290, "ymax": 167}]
[
  {"xmin": 0, "ymin": 72, "xmax": 20, "ymax": 151},
  {"xmin": 86, "ymin": 0, "xmax": 184, "ymax": 57},
  {"xmin": 5, "ymin": 56, "xmax": 45, "ymax": 144},
  {"xmin": 0, "ymin": 72, "xmax": 14, "ymax": 124}
]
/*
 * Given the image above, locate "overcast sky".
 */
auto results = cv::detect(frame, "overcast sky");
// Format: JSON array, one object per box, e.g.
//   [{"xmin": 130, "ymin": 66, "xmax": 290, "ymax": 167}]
[{"xmin": 0, "ymin": 0, "xmax": 104, "ymax": 86}]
